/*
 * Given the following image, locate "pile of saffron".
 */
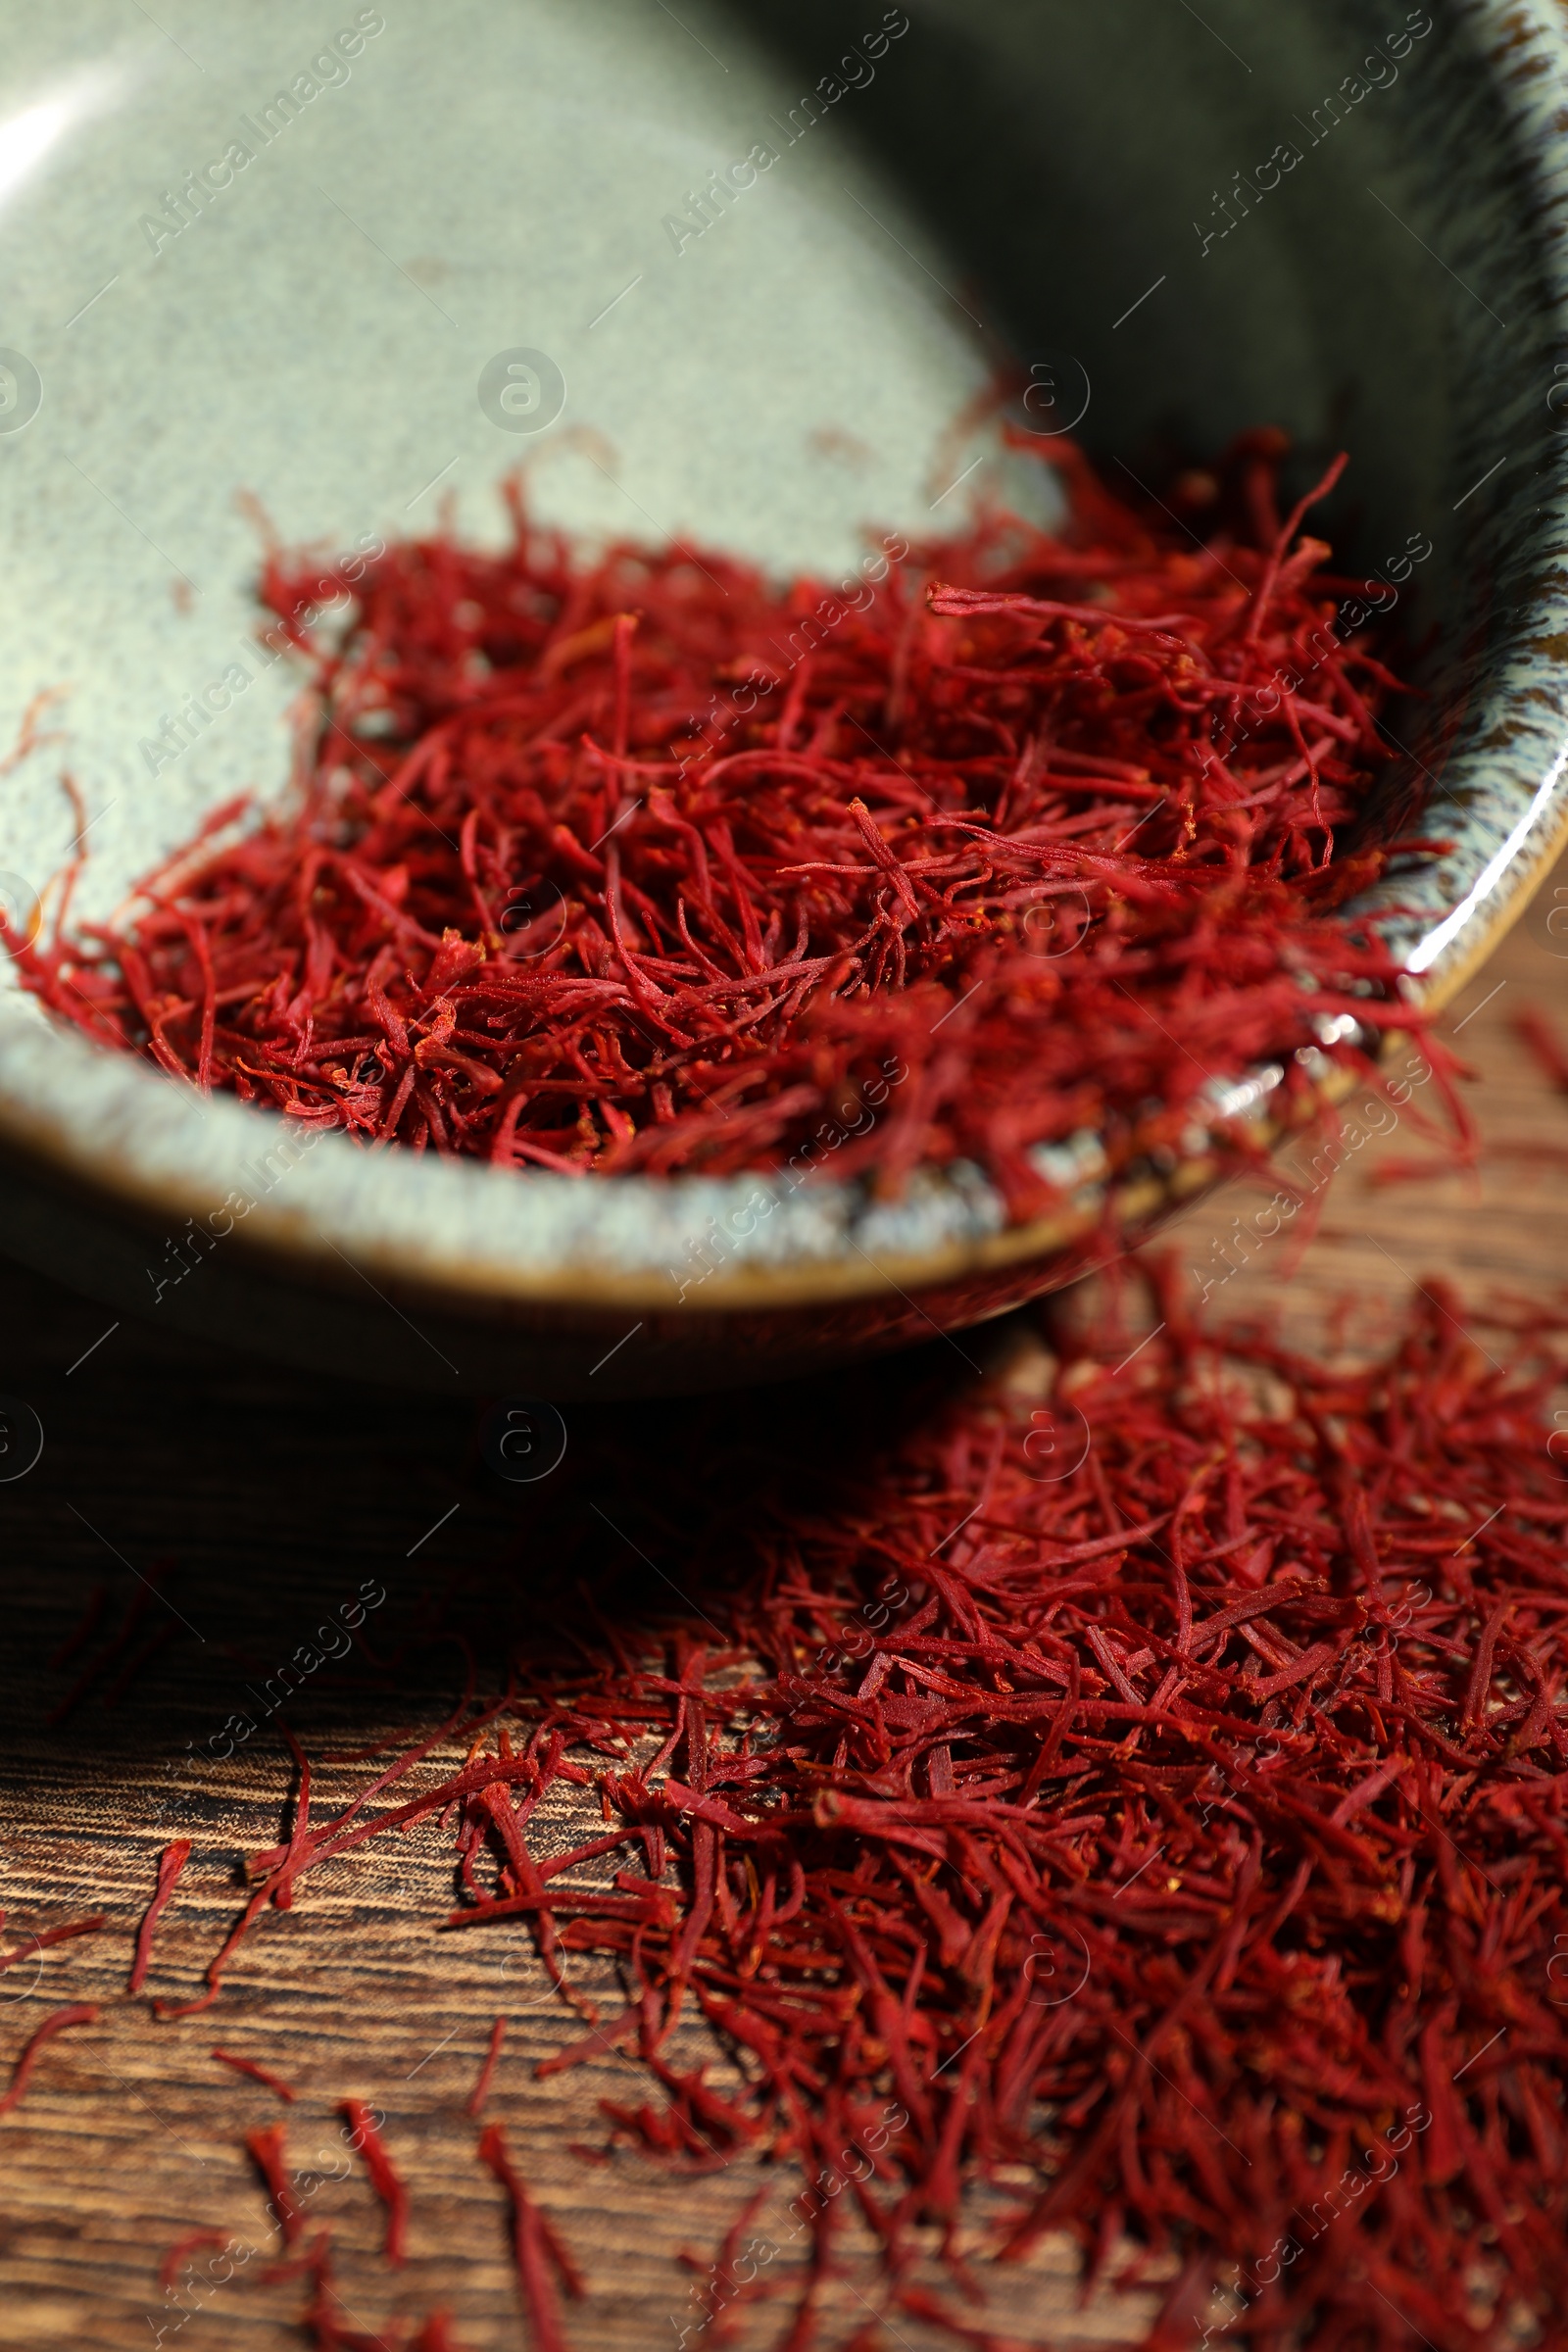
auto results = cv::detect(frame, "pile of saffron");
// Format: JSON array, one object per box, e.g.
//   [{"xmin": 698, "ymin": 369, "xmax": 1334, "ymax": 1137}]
[
  {"xmin": 16, "ymin": 435, "xmax": 1432, "ymax": 1216},
  {"xmin": 136, "ymin": 1274, "xmax": 1568, "ymax": 2352}
]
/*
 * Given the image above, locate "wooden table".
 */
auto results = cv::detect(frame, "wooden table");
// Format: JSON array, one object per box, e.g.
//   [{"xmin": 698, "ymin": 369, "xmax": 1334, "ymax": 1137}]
[{"xmin": 0, "ymin": 858, "xmax": 1564, "ymax": 2352}]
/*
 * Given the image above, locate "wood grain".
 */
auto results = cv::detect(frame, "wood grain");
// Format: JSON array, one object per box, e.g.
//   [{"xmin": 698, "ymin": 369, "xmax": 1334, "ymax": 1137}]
[{"xmin": 0, "ymin": 856, "xmax": 1564, "ymax": 2352}]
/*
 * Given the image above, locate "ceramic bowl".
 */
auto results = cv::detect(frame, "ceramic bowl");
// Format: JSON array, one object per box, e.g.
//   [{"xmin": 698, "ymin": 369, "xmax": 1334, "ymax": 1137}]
[{"xmin": 0, "ymin": 0, "xmax": 1563, "ymax": 1396}]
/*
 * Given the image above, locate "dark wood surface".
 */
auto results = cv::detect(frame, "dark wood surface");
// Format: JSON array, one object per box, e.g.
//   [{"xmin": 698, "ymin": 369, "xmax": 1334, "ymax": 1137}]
[{"xmin": 0, "ymin": 857, "xmax": 1564, "ymax": 2352}]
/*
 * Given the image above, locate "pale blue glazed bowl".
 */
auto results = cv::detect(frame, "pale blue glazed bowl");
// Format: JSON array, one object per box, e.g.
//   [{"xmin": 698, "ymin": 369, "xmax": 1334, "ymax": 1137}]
[{"xmin": 0, "ymin": 0, "xmax": 1561, "ymax": 1394}]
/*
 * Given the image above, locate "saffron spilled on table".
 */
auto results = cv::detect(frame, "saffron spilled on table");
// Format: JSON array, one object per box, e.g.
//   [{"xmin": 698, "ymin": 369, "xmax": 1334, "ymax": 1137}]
[{"xmin": 116, "ymin": 1272, "xmax": 1568, "ymax": 2352}]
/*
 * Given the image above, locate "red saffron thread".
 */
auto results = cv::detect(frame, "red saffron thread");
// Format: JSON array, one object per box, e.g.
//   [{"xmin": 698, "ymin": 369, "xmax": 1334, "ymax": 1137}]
[
  {"xmin": 154, "ymin": 1879, "xmax": 270, "ymax": 2020},
  {"xmin": 155, "ymin": 1728, "xmax": 315, "ymax": 2018},
  {"xmin": 127, "ymin": 1838, "xmax": 193, "ymax": 1993},
  {"xmin": 294, "ymin": 2230, "xmax": 402, "ymax": 2352},
  {"xmin": 0, "ymin": 2002, "xmax": 98, "ymax": 2115},
  {"xmin": 246, "ymin": 2120, "xmax": 301, "ymax": 2244},
  {"xmin": 409, "ymin": 2314, "xmax": 471, "ymax": 2352},
  {"xmin": 211, "ymin": 2045, "xmax": 297, "ymax": 2101},
  {"xmin": 466, "ymin": 2015, "xmax": 506, "ymax": 2118},
  {"xmin": 340, "ymin": 2098, "xmax": 410, "ymax": 2266},
  {"xmin": 0, "ymin": 1916, "xmax": 105, "ymax": 1973},
  {"xmin": 1512, "ymin": 1004, "xmax": 1568, "ymax": 1095},
  {"xmin": 477, "ymin": 2121, "xmax": 584, "ymax": 2352},
  {"xmin": 158, "ymin": 2229, "xmax": 230, "ymax": 2292}
]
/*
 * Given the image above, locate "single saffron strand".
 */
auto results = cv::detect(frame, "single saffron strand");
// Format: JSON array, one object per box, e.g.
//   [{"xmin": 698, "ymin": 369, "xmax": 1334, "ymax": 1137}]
[
  {"xmin": 467, "ymin": 2014, "xmax": 506, "ymax": 2118},
  {"xmin": 478, "ymin": 2121, "xmax": 584, "ymax": 2352},
  {"xmin": 0, "ymin": 1916, "xmax": 105, "ymax": 1973},
  {"xmin": 246, "ymin": 2121, "xmax": 301, "ymax": 2244},
  {"xmin": 127, "ymin": 1838, "xmax": 194, "ymax": 1993},
  {"xmin": 340, "ymin": 2097, "xmax": 410, "ymax": 2265},
  {"xmin": 410, "ymin": 2312, "xmax": 473, "ymax": 2352},
  {"xmin": 159, "ymin": 2229, "xmax": 230, "ymax": 2292},
  {"xmin": 1512, "ymin": 1004, "xmax": 1568, "ymax": 1095},
  {"xmin": 211, "ymin": 2046, "xmax": 297, "ymax": 2102},
  {"xmin": 154, "ymin": 1880, "xmax": 270, "ymax": 2020},
  {"xmin": 0, "ymin": 2002, "xmax": 98, "ymax": 2115},
  {"xmin": 295, "ymin": 2231, "xmax": 400, "ymax": 2349}
]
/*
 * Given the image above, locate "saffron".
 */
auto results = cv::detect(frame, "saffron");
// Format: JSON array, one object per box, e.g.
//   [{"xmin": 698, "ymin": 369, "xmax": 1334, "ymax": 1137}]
[
  {"xmin": 158, "ymin": 2229, "xmax": 231, "ymax": 2292},
  {"xmin": 14, "ymin": 436, "xmax": 1441, "ymax": 1217},
  {"xmin": 247, "ymin": 2120, "xmax": 302, "ymax": 2244},
  {"xmin": 478, "ymin": 2121, "xmax": 584, "ymax": 2352},
  {"xmin": 127, "ymin": 1838, "xmax": 193, "ymax": 1993},
  {"xmin": 409, "ymin": 2315, "xmax": 470, "ymax": 2352},
  {"xmin": 340, "ymin": 2097, "xmax": 410, "ymax": 2266},
  {"xmin": 0, "ymin": 1916, "xmax": 104, "ymax": 1973},
  {"xmin": 466, "ymin": 2015, "xmax": 506, "ymax": 2118},
  {"xmin": 1512, "ymin": 1003, "xmax": 1568, "ymax": 1095},
  {"xmin": 0, "ymin": 2002, "xmax": 98, "ymax": 2115},
  {"xmin": 211, "ymin": 2045, "xmax": 297, "ymax": 2101}
]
